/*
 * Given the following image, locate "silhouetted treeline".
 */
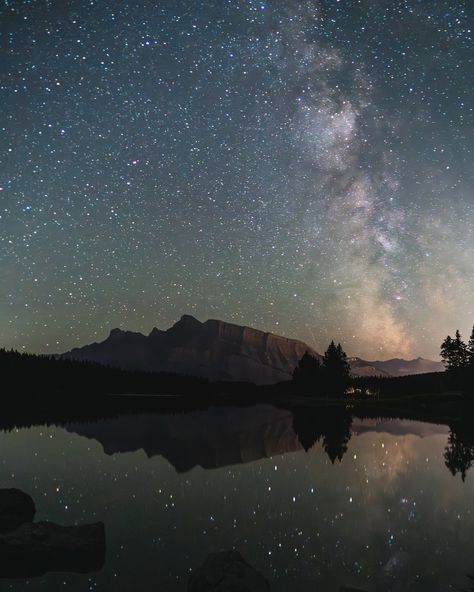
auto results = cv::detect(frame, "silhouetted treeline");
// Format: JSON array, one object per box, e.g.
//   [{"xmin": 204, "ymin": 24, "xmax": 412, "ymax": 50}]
[
  {"xmin": 293, "ymin": 403, "xmax": 474, "ymax": 479},
  {"xmin": 292, "ymin": 341, "xmax": 350, "ymax": 396},
  {"xmin": 352, "ymin": 372, "xmax": 451, "ymax": 398},
  {"xmin": 2, "ymin": 356, "xmax": 474, "ymax": 479},
  {"xmin": 439, "ymin": 326, "xmax": 474, "ymax": 396},
  {"xmin": 0, "ymin": 348, "xmax": 212, "ymax": 397},
  {"xmin": 443, "ymin": 412, "xmax": 474, "ymax": 481},
  {"xmin": 290, "ymin": 340, "xmax": 462, "ymax": 399},
  {"xmin": 441, "ymin": 327, "xmax": 474, "ymax": 370},
  {"xmin": 2, "ymin": 344, "xmax": 471, "ymax": 408},
  {"xmin": 292, "ymin": 355, "xmax": 454, "ymax": 399},
  {"xmin": 288, "ymin": 328, "xmax": 474, "ymax": 399},
  {"xmin": 0, "ymin": 347, "xmax": 269, "ymax": 407}
]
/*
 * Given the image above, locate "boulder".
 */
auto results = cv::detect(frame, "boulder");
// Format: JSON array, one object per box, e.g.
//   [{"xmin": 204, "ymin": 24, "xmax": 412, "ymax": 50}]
[
  {"xmin": 188, "ymin": 550, "xmax": 270, "ymax": 592},
  {"xmin": 0, "ymin": 489, "xmax": 35, "ymax": 533}
]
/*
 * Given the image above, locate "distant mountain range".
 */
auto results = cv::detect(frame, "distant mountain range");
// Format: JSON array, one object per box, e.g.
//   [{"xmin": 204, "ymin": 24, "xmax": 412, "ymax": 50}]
[
  {"xmin": 348, "ymin": 356, "xmax": 445, "ymax": 378},
  {"xmin": 61, "ymin": 315, "xmax": 444, "ymax": 385}
]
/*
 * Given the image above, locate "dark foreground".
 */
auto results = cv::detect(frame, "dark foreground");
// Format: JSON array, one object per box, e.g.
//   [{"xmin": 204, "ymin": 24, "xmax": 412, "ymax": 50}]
[
  {"xmin": 2, "ymin": 395, "xmax": 474, "ymax": 591},
  {"xmin": 2, "ymin": 346, "xmax": 472, "ymax": 400}
]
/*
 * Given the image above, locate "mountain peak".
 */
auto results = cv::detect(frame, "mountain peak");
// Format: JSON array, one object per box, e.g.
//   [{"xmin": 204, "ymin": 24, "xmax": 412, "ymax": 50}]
[
  {"xmin": 168, "ymin": 315, "xmax": 203, "ymax": 332},
  {"xmin": 148, "ymin": 327, "xmax": 163, "ymax": 338},
  {"xmin": 108, "ymin": 328, "xmax": 145, "ymax": 341},
  {"xmin": 61, "ymin": 316, "xmax": 444, "ymax": 384},
  {"xmin": 179, "ymin": 314, "xmax": 200, "ymax": 324},
  {"xmin": 63, "ymin": 315, "xmax": 319, "ymax": 384},
  {"xmin": 108, "ymin": 328, "xmax": 124, "ymax": 339}
]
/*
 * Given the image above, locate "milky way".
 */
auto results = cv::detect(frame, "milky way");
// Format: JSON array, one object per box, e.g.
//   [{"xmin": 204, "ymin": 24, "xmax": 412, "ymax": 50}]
[{"xmin": 1, "ymin": 0, "xmax": 473, "ymax": 358}]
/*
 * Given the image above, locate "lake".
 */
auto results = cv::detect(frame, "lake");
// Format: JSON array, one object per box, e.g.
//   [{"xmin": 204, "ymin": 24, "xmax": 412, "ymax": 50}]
[{"xmin": 0, "ymin": 403, "xmax": 472, "ymax": 591}]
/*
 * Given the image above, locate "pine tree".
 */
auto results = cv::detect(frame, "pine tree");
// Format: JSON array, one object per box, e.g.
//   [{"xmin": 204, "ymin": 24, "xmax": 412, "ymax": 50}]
[
  {"xmin": 441, "ymin": 335, "xmax": 455, "ymax": 370},
  {"xmin": 441, "ymin": 331, "xmax": 469, "ymax": 370},
  {"xmin": 336, "ymin": 343, "xmax": 350, "ymax": 375},
  {"xmin": 323, "ymin": 341, "xmax": 351, "ymax": 395},
  {"xmin": 293, "ymin": 352, "xmax": 322, "ymax": 394},
  {"xmin": 467, "ymin": 325, "xmax": 474, "ymax": 367},
  {"xmin": 453, "ymin": 330, "xmax": 469, "ymax": 368}
]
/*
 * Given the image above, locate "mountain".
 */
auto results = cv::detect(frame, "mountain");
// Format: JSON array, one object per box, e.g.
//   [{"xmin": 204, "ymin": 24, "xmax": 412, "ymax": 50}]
[
  {"xmin": 61, "ymin": 315, "xmax": 444, "ymax": 385},
  {"xmin": 65, "ymin": 406, "xmax": 449, "ymax": 473},
  {"xmin": 349, "ymin": 356, "xmax": 445, "ymax": 377},
  {"xmin": 62, "ymin": 315, "xmax": 320, "ymax": 385},
  {"xmin": 348, "ymin": 358, "xmax": 391, "ymax": 377},
  {"xmin": 66, "ymin": 405, "xmax": 301, "ymax": 472}
]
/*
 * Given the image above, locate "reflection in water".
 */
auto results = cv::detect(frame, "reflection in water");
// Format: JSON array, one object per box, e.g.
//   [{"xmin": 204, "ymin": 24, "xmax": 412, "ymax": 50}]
[
  {"xmin": 465, "ymin": 575, "xmax": 474, "ymax": 592},
  {"xmin": 66, "ymin": 405, "xmax": 356, "ymax": 470},
  {"xmin": 66, "ymin": 406, "xmax": 303, "ymax": 472},
  {"xmin": 189, "ymin": 550, "xmax": 271, "ymax": 592},
  {"xmin": 0, "ymin": 402, "xmax": 472, "ymax": 591},
  {"xmin": 0, "ymin": 489, "xmax": 105, "ymax": 578},
  {"xmin": 65, "ymin": 405, "xmax": 451, "ymax": 473},
  {"xmin": 0, "ymin": 521, "xmax": 106, "ymax": 578},
  {"xmin": 293, "ymin": 407, "xmax": 353, "ymax": 463},
  {"xmin": 444, "ymin": 421, "xmax": 474, "ymax": 481}
]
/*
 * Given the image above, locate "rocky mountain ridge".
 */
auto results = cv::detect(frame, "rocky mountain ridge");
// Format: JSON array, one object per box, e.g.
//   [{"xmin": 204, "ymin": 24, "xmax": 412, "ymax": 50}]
[
  {"xmin": 63, "ymin": 315, "xmax": 320, "ymax": 385},
  {"xmin": 348, "ymin": 356, "xmax": 445, "ymax": 377},
  {"xmin": 62, "ymin": 315, "xmax": 444, "ymax": 385}
]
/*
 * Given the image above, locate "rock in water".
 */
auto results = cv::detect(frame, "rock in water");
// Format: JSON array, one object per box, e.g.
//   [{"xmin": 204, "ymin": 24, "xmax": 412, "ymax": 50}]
[
  {"xmin": 0, "ymin": 489, "xmax": 36, "ymax": 533},
  {"xmin": 0, "ymin": 521, "xmax": 106, "ymax": 577},
  {"xmin": 188, "ymin": 550, "xmax": 271, "ymax": 591}
]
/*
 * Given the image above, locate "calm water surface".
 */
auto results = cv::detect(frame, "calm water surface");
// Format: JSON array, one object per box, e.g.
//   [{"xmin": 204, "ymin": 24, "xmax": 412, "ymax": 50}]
[{"xmin": 0, "ymin": 404, "xmax": 472, "ymax": 591}]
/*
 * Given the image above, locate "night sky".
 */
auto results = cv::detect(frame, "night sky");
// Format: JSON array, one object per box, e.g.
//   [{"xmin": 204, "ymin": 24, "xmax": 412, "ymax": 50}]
[{"xmin": 1, "ymin": 0, "xmax": 473, "ymax": 359}]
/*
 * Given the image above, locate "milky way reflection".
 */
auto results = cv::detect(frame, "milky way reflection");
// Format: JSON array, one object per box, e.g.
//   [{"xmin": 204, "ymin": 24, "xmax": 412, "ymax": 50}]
[{"xmin": 0, "ymin": 405, "xmax": 472, "ymax": 591}]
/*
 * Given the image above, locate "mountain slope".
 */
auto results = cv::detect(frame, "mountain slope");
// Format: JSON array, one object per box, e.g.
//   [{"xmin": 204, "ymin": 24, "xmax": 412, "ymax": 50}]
[
  {"xmin": 62, "ymin": 315, "xmax": 320, "ymax": 385},
  {"xmin": 62, "ymin": 315, "xmax": 444, "ymax": 384},
  {"xmin": 349, "ymin": 356, "xmax": 445, "ymax": 377},
  {"xmin": 65, "ymin": 408, "xmax": 448, "ymax": 473},
  {"xmin": 347, "ymin": 358, "xmax": 392, "ymax": 377}
]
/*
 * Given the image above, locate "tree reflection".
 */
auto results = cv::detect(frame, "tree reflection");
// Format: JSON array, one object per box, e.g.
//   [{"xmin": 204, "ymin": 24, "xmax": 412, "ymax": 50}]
[
  {"xmin": 293, "ymin": 406, "xmax": 352, "ymax": 463},
  {"xmin": 322, "ymin": 409, "xmax": 353, "ymax": 463},
  {"xmin": 292, "ymin": 409, "xmax": 324, "ymax": 452},
  {"xmin": 444, "ymin": 424, "xmax": 474, "ymax": 481},
  {"xmin": 464, "ymin": 573, "xmax": 474, "ymax": 591}
]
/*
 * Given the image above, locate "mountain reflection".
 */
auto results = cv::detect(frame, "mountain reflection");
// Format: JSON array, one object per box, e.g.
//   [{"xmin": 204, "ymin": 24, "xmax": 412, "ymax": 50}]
[
  {"xmin": 66, "ymin": 406, "xmax": 302, "ymax": 472},
  {"xmin": 0, "ymin": 489, "xmax": 105, "ymax": 578},
  {"xmin": 62, "ymin": 404, "xmax": 450, "ymax": 473},
  {"xmin": 0, "ymin": 404, "xmax": 471, "ymax": 591}
]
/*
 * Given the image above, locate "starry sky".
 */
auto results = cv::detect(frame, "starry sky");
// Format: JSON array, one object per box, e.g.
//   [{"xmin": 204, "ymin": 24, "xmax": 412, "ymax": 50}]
[{"xmin": 1, "ymin": 0, "xmax": 473, "ymax": 359}]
